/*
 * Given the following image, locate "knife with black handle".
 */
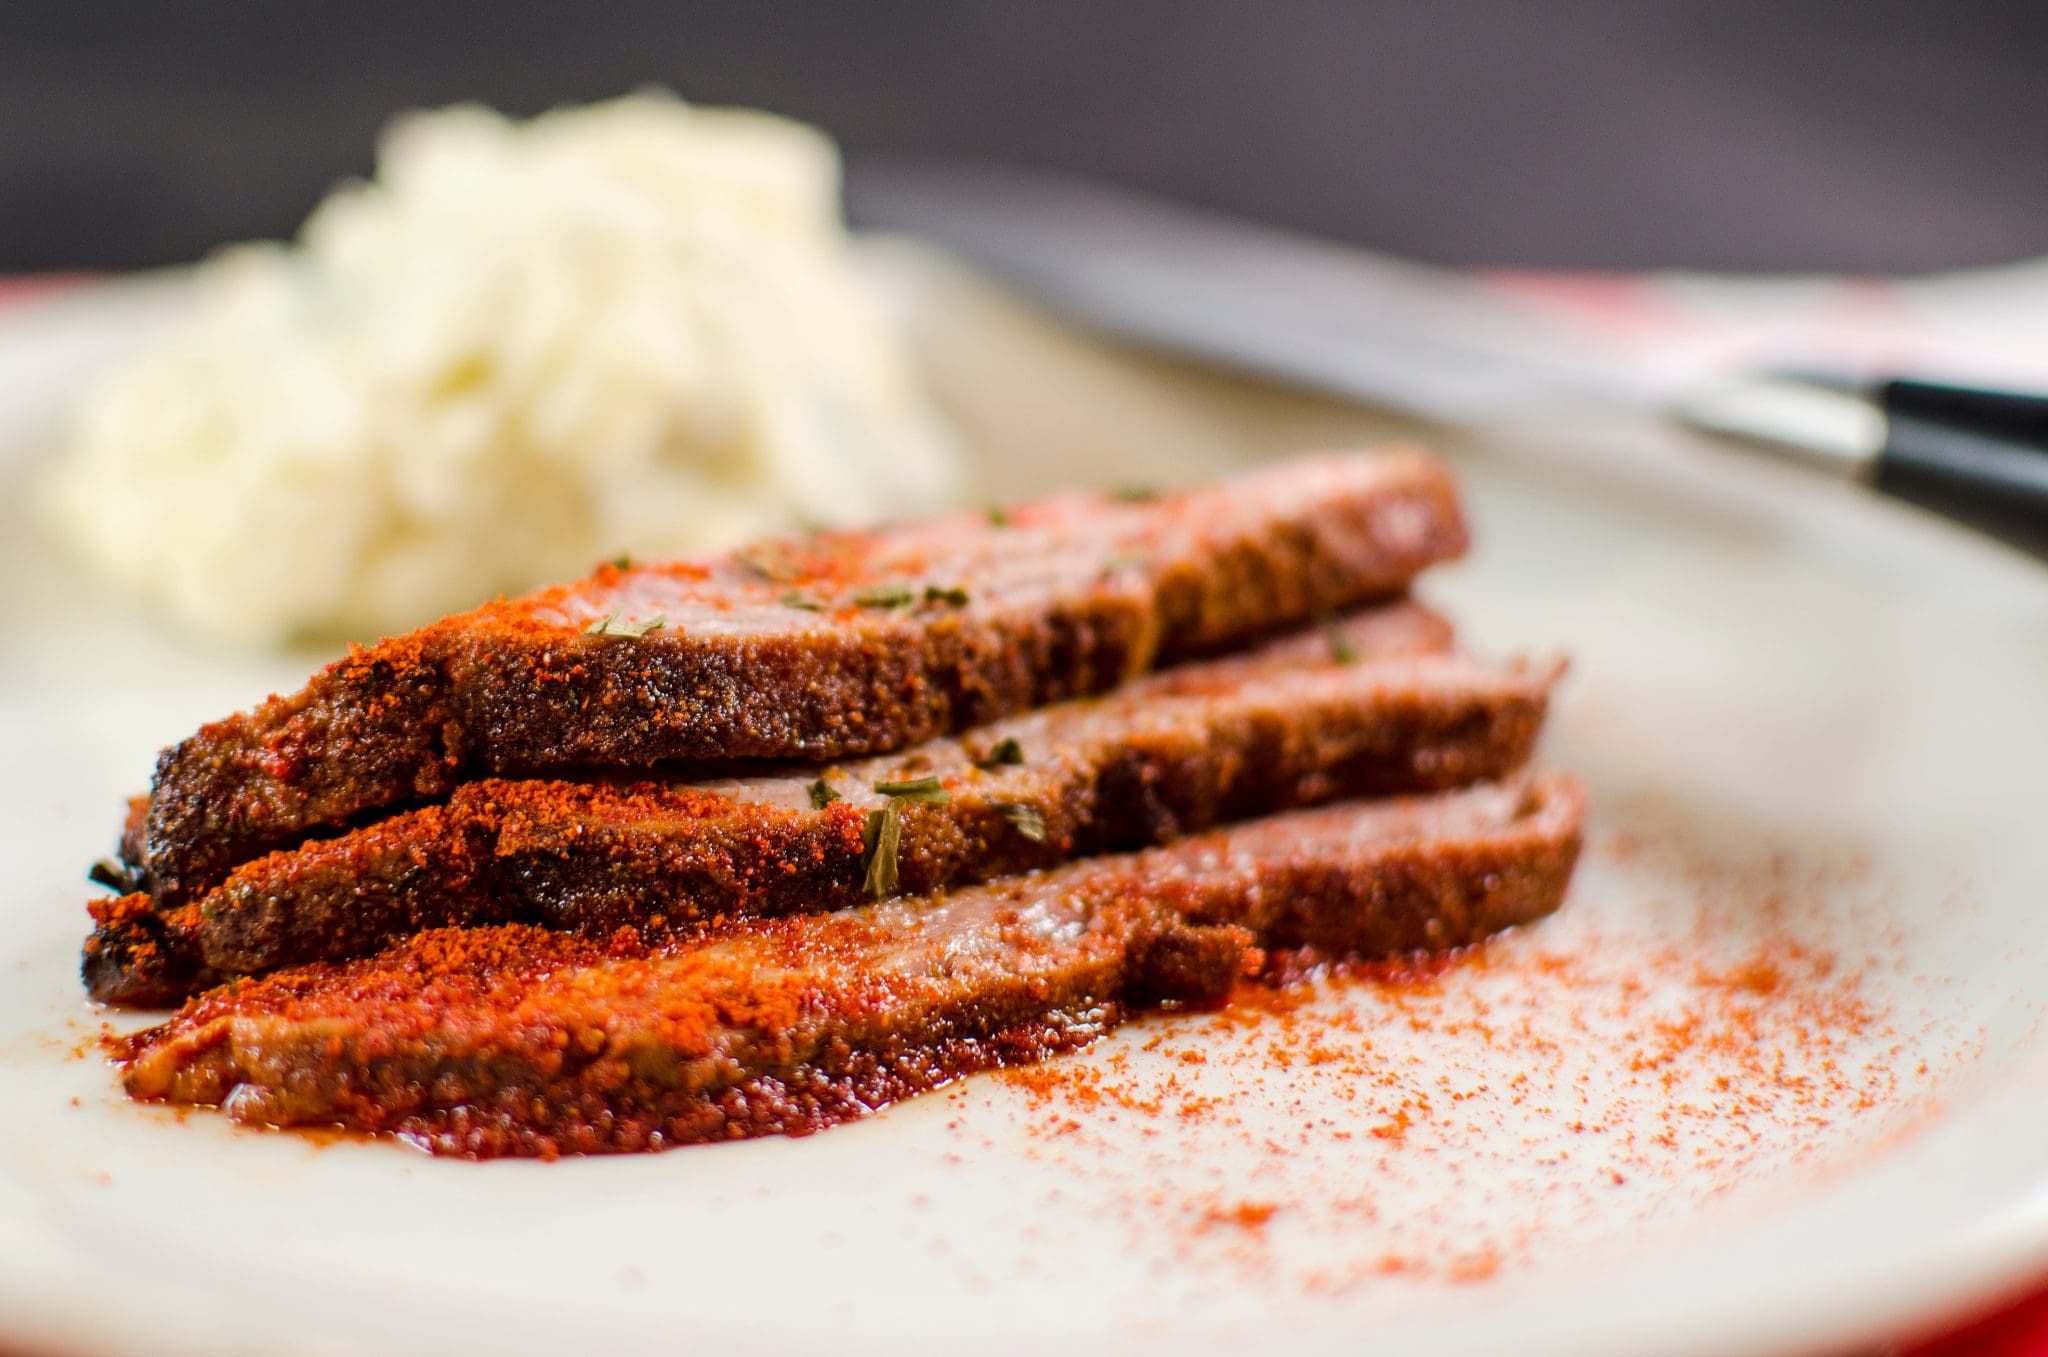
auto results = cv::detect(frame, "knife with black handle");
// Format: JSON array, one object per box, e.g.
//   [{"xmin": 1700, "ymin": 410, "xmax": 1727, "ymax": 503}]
[
  {"xmin": 852, "ymin": 160, "xmax": 2048, "ymax": 556},
  {"xmin": 1878, "ymin": 380, "xmax": 2048, "ymax": 532},
  {"xmin": 1677, "ymin": 375, "xmax": 2048, "ymax": 551}
]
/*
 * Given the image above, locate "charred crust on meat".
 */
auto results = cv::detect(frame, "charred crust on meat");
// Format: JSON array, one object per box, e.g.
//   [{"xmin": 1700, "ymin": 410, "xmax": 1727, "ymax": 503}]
[{"xmin": 85, "ymin": 605, "xmax": 1557, "ymax": 1004}]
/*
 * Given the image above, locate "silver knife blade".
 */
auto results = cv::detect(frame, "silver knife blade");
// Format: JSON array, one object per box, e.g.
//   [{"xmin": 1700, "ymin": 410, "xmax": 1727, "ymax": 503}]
[{"xmin": 848, "ymin": 159, "xmax": 1652, "ymax": 425}]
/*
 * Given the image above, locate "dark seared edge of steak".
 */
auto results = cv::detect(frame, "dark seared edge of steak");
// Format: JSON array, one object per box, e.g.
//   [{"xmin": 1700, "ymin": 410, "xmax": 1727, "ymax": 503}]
[
  {"xmin": 117, "ymin": 776, "xmax": 1585, "ymax": 1158},
  {"xmin": 136, "ymin": 450, "xmax": 1467, "ymax": 906},
  {"xmin": 89, "ymin": 607, "xmax": 1559, "ymax": 1003},
  {"xmin": 82, "ymin": 894, "xmax": 223, "ymax": 1006}
]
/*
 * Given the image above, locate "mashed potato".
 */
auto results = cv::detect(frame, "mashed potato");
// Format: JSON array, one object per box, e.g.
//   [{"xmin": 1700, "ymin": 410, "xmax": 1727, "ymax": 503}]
[{"xmin": 43, "ymin": 93, "xmax": 958, "ymax": 645}]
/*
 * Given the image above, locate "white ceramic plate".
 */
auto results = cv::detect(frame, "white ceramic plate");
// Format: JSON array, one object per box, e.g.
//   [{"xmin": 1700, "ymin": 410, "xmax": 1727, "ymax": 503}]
[{"xmin": 2, "ymin": 250, "xmax": 2046, "ymax": 1357}]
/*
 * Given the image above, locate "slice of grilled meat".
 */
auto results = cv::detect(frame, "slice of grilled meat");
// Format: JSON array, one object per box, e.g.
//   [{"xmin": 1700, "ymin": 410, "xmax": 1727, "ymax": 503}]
[
  {"xmin": 118, "ymin": 776, "xmax": 1585, "ymax": 1159},
  {"xmin": 90, "ymin": 606, "xmax": 1561, "ymax": 1005},
  {"xmin": 134, "ymin": 450, "xmax": 1467, "ymax": 907}
]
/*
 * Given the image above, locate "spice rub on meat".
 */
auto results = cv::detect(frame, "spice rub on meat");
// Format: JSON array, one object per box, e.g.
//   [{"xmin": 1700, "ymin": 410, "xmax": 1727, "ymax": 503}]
[
  {"xmin": 133, "ymin": 451, "xmax": 1468, "ymax": 908},
  {"xmin": 90, "ymin": 448, "xmax": 1592, "ymax": 1165},
  {"xmin": 94, "ymin": 603, "xmax": 1559, "ymax": 1005},
  {"xmin": 118, "ymin": 777, "xmax": 1585, "ymax": 1159}
]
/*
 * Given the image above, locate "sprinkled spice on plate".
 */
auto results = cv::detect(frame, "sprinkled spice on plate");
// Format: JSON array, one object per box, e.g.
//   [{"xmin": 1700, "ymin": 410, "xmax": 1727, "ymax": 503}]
[{"xmin": 943, "ymin": 815, "xmax": 1980, "ymax": 1299}]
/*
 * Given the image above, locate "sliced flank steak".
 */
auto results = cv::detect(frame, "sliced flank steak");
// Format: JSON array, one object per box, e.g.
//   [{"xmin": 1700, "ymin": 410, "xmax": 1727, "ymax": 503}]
[
  {"xmin": 118, "ymin": 776, "xmax": 1585, "ymax": 1158},
  {"xmin": 90, "ymin": 605, "xmax": 1564, "ymax": 1004},
  {"xmin": 133, "ymin": 449, "xmax": 1468, "ymax": 907}
]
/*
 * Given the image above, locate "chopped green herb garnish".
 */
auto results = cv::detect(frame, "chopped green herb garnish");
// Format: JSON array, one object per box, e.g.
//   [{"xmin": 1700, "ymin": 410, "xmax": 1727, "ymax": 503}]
[
  {"xmin": 1111, "ymin": 484, "xmax": 1159, "ymax": 503},
  {"xmin": 608, "ymin": 552, "xmax": 634, "ymax": 570},
  {"xmin": 1320, "ymin": 615, "xmax": 1358, "ymax": 664},
  {"xmin": 974, "ymin": 737, "xmax": 1026, "ymax": 770},
  {"xmin": 872, "ymin": 775, "xmax": 950, "ymax": 804},
  {"xmin": 855, "ymin": 776, "xmax": 957, "ymax": 897},
  {"xmin": 586, "ymin": 611, "xmax": 664, "ymax": 638},
  {"xmin": 782, "ymin": 591, "xmax": 826, "ymax": 612},
  {"xmin": 87, "ymin": 859, "xmax": 132, "ymax": 893},
  {"xmin": 995, "ymin": 803, "xmax": 1047, "ymax": 842},
  {"xmin": 987, "ymin": 505, "xmax": 1011, "ymax": 528},
  {"xmin": 862, "ymin": 802, "xmax": 904, "ymax": 897},
  {"xmin": 923, "ymin": 585, "xmax": 970, "ymax": 607},
  {"xmin": 854, "ymin": 584, "xmax": 915, "ymax": 610},
  {"xmin": 807, "ymin": 777, "xmax": 840, "ymax": 809},
  {"xmin": 735, "ymin": 547, "xmax": 800, "ymax": 584}
]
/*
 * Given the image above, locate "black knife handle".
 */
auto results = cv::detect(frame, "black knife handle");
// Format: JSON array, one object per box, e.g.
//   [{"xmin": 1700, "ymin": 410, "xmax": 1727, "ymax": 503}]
[{"xmin": 1873, "ymin": 379, "xmax": 2048, "ymax": 554}]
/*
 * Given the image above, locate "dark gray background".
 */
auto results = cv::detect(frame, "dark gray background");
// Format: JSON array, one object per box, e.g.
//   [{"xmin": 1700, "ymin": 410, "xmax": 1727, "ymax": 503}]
[{"xmin": 7, "ymin": 0, "xmax": 2048, "ymax": 272}]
